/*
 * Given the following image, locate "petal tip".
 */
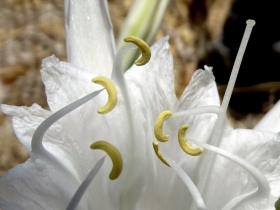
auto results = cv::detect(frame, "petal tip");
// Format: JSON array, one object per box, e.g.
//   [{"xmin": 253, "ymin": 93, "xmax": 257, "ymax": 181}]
[{"xmin": 42, "ymin": 55, "xmax": 59, "ymax": 69}]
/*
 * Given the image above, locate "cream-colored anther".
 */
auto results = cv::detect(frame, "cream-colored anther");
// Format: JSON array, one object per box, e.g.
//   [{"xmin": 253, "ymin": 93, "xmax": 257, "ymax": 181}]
[
  {"xmin": 178, "ymin": 124, "xmax": 203, "ymax": 156},
  {"xmin": 154, "ymin": 110, "xmax": 172, "ymax": 142},
  {"xmin": 90, "ymin": 141, "xmax": 123, "ymax": 180},
  {"xmin": 152, "ymin": 141, "xmax": 170, "ymax": 167},
  {"xmin": 124, "ymin": 36, "xmax": 151, "ymax": 66},
  {"xmin": 92, "ymin": 76, "xmax": 117, "ymax": 114}
]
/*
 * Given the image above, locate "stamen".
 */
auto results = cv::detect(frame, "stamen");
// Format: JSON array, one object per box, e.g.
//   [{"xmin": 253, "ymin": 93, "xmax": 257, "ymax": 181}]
[
  {"xmin": 152, "ymin": 141, "xmax": 170, "ymax": 167},
  {"xmin": 92, "ymin": 76, "xmax": 117, "ymax": 114},
  {"xmin": 154, "ymin": 110, "xmax": 172, "ymax": 142},
  {"xmin": 164, "ymin": 154, "xmax": 207, "ymax": 210},
  {"xmin": 124, "ymin": 36, "xmax": 151, "ymax": 66},
  {"xmin": 65, "ymin": 156, "xmax": 106, "ymax": 210},
  {"xmin": 31, "ymin": 89, "xmax": 103, "ymax": 185},
  {"xmin": 211, "ymin": 19, "xmax": 256, "ymax": 148},
  {"xmin": 110, "ymin": 43, "xmax": 137, "ymax": 141},
  {"xmin": 196, "ymin": 19, "xmax": 256, "ymax": 198},
  {"xmin": 189, "ymin": 138, "xmax": 270, "ymax": 210},
  {"xmin": 110, "ymin": 39, "xmax": 143, "ymax": 210},
  {"xmin": 178, "ymin": 124, "xmax": 203, "ymax": 156},
  {"xmin": 172, "ymin": 106, "xmax": 220, "ymax": 118},
  {"xmin": 90, "ymin": 141, "xmax": 123, "ymax": 180}
]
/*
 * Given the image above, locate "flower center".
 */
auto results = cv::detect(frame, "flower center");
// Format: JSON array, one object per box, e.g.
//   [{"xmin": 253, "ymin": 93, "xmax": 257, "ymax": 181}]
[{"xmin": 31, "ymin": 27, "xmax": 272, "ymax": 210}]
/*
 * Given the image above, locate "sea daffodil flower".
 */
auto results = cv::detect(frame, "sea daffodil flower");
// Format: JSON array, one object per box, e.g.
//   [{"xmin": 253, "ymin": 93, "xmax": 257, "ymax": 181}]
[{"xmin": 1, "ymin": 1, "xmax": 280, "ymax": 210}]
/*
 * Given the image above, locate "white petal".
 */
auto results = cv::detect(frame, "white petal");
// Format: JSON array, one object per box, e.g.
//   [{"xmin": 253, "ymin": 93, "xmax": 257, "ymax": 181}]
[
  {"xmin": 177, "ymin": 68, "xmax": 220, "ymax": 142},
  {"xmin": 254, "ymin": 100, "xmax": 280, "ymax": 133},
  {"xmin": 204, "ymin": 128, "xmax": 280, "ymax": 210},
  {"xmin": 125, "ymin": 37, "xmax": 177, "ymax": 116},
  {"xmin": 1, "ymin": 104, "xmax": 52, "ymax": 152},
  {"xmin": 65, "ymin": 0, "xmax": 115, "ymax": 76},
  {"xmin": 0, "ymin": 159, "xmax": 82, "ymax": 210},
  {"xmin": 1, "ymin": 102, "xmax": 134, "ymax": 208},
  {"xmin": 41, "ymin": 55, "xmax": 100, "ymax": 112},
  {"xmin": 0, "ymin": 104, "xmax": 81, "ymax": 180},
  {"xmin": 179, "ymin": 68, "xmax": 220, "ymax": 109},
  {"xmin": 169, "ymin": 68, "xmax": 220, "ymax": 193},
  {"xmin": 123, "ymin": 37, "xmax": 197, "ymax": 209}
]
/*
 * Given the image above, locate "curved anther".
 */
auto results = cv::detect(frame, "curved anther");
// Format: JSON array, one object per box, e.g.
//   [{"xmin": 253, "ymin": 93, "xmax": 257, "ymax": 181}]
[
  {"xmin": 124, "ymin": 36, "xmax": 151, "ymax": 66},
  {"xmin": 178, "ymin": 124, "xmax": 203, "ymax": 156},
  {"xmin": 92, "ymin": 76, "xmax": 117, "ymax": 114},
  {"xmin": 90, "ymin": 141, "xmax": 123, "ymax": 180},
  {"xmin": 154, "ymin": 110, "xmax": 172, "ymax": 142},
  {"xmin": 152, "ymin": 141, "xmax": 170, "ymax": 167}
]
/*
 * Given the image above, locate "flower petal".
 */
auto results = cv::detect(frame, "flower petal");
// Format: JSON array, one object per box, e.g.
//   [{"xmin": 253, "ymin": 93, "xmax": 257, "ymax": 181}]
[
  {"xmin": 35, "ymin": 55, "xmax": 145, "ymax": 208},
  {"xmin": 0, "ymin": 104, "xmax": 80, "ymax": 180},
  {"xmin": 0, "ymin": 159, "xmax": 82, "ymax": 210},
  {"xmin": 1, "ymin": 104, "xmax": 52, "ymax": 152},
  {"xmin": 177, "ymin": 68, "xmax": 220, "ymax": 142},
  {"xmin": 1, "ymin": 99, "xmax": 135, "ymax": 209},
  {"xmin": 254, "ymin": 100, "xmax": 280, "ymax": 133},
  {"xmin": 65, "ymin": 0, "xmax": 115, "ymax": 76},
  {"xmin": 41, "ymin": 55, "xmax": 100, "ymax": 112},
  {"xmin": 179, "ymin": 67, "xmax": 220, "ymax": 109},
  {"xmin": 125, "ymin": 36, "xmax": 177, "ymax": 116},
  {"xmin": 122, "ymin": 37, "xmax": 198, "ymax": 209},
  {"xmin": 204, "ymin": 128, "xmax": 280, "ymax": 210},
  {"xmin": 170, "ymin": 68, "xmax": 221, "ymax": 193},
  {"xmin": 1, "ymin": 100, "xmax": 132, "ymax": 209}
]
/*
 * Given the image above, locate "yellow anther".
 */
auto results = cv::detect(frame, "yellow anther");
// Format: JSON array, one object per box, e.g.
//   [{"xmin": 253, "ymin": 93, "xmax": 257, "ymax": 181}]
[
  {"xmin": 152, "ymin": 141, "xmax": 170, "ymax": 167},
  {"xmin": 154, "ymin": 110, "xmax": 172, "ymax": 142},
  {"xmin": 90, "ymin": 141, "xmax": 123, "ymax": 180},
  {"xmin": 124, "ymin": 36, "xmax": 151, "ymax": 66},
  {"xmin": 92, "ymin": 76, "xmax": 117, "ymax": 114},
  {"xmin": 178, "ymin": 124, "xmax": 203, "ymax": 156}
]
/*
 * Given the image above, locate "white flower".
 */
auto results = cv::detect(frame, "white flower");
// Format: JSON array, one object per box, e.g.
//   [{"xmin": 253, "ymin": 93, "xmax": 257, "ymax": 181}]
[{"xmin": 0, "ymin": 1, "xmax": 280, "ymax": 210}]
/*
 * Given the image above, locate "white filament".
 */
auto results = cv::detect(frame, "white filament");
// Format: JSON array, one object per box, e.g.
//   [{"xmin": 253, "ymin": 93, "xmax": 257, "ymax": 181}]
[
  {"xmin": 110, "ymin": 43, "xmax": 137, "ymax": 153},
  {"xmin": 210, "ymin": 19, "xmax": 256, "ymax": 147},
  {"xmin": 110, "ymin": 44, "xmax": 137, "ymax": 141},
  {"xmin": 164, "ymin": 154, "xmax": 207, "ymax": 210},
  {"xmin": 110, "ymin": 44, "xmax": 141, "ymax": 210},
  {"xmin": 196, "ymin": 20, "xmax": 256, "ymax": 202},
  {"xmin": 172, "ymin": 106, "xmax": 220, "ymax": 118},
  {"xmin": 99, "ymin": 0, "xmax": 116, "ymax": 55},
  {"xmin": 189, "ymin": 138, "xmax": 269, "ymax": 210},
  {"xmin": 65, "ymin": 156, "xmax": 106, "ymax": 210}
]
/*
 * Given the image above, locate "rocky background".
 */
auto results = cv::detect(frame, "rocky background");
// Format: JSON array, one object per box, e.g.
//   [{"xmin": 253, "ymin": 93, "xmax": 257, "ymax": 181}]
[{"xmin": 1, "ymin": 0, "xmax": 280, "ymax": 176}]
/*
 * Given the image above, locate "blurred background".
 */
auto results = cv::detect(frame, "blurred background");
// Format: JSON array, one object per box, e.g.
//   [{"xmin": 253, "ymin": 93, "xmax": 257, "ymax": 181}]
[{"xmin": 1, "ymin": 0, "xmax": 280, "ymax": 176}]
